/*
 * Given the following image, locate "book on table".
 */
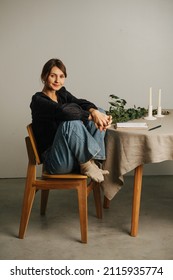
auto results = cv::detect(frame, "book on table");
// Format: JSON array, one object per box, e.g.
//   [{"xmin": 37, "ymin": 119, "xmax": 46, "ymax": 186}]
[{"xmin": 115, "ymin": 122, "xmax": 148, "ymax": 129}]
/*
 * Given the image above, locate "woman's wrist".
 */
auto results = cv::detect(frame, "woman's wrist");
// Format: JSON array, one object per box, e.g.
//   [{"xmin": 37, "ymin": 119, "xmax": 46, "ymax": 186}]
[{"xmin": 89, "ymin": 108, "xmax": 97, "ymax": 114}]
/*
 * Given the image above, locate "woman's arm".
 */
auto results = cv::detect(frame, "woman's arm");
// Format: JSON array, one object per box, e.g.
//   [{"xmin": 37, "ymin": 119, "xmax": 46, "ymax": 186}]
[
  {"xmin": 58, "ymin": 87, "xmax": 98, "ymax": 111},
  {"xmin": 30, "ymin": 92, "xmax": 90, "ymax": 122}
]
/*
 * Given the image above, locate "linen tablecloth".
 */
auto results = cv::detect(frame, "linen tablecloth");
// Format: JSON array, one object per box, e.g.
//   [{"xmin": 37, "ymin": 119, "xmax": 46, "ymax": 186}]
[{"xmin": 102, "ymin": 110, "xmax": 173, "ymax": 200}]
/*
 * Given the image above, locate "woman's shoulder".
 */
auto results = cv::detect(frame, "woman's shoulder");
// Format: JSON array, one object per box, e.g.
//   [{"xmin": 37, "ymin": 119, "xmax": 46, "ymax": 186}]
[
  {"xmin": 57, "ymin": 86, "xmax": 74, "ymax": 98},
  {"xmin": 30, "ymin": 92, "xmax": 49, "ymax": 107},
  {"xmin": 32, "ymin": 91, "xmax": 49, "ymax": 100},
  {"xmin": 57, "ymin": 86, "xmax": 68, "ymax": 95},
  {"xmin": 32, "ymin": 91, "xmax": 44, "ymax": 97}
]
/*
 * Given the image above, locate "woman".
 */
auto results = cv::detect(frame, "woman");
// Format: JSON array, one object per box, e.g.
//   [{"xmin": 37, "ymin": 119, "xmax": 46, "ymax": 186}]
[{"xmin": 30, "ymin": 58, "xmax": 112, "ymax": 183}]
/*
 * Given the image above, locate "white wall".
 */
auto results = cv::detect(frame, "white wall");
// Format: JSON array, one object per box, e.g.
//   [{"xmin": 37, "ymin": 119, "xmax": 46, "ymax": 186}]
[{"xmin": 0, "ymin": 0, "xmax": 173, "ymax": 177}]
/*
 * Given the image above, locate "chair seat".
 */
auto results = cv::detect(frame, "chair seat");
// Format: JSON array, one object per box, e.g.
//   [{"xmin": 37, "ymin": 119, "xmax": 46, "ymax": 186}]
[{"xmin": 42, "ymin": 172, "xmax": 87, "ymax": 179}]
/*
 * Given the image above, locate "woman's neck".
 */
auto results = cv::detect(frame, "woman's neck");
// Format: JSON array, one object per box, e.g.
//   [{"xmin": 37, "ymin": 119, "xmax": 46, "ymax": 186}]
[{"xmin": 42, "ymin": 88, "xmax": 58, "ymax": 102}]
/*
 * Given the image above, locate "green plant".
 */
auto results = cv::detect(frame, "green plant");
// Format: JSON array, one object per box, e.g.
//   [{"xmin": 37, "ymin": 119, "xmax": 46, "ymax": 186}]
[{"xmin": 107, "ymin": 94, "xmax": 148, "ymax": 123}]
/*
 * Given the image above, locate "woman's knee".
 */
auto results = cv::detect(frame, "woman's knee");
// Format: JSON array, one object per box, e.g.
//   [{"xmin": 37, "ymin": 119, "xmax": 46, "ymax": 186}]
[{"xmin": 61, "ymin": 120, "xmax": 85, "ymax": 136}]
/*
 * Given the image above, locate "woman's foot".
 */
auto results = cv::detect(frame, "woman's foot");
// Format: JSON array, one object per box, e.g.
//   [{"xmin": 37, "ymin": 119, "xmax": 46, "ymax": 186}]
[
  {"xmin": 80, "ymin": 160, "xmax": 104, "ymax": 183},
  {"xmin": 91, "ymin": 160, "xmax": 109, "ymax": 175}
]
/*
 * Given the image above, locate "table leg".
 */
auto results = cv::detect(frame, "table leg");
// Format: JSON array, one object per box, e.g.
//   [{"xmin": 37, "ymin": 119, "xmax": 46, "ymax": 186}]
[
  {"xmin": 103, "ymin": 196, "xmax": 110, "ymax": 209},
  {"xmin": 131, "ymin": 164, "xmax": 143, "ymax": 237}
]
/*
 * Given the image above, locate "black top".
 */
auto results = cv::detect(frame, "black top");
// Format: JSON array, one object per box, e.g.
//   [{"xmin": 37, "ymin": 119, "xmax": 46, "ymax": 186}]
[{"xmin": 30, "ymin": 86, "xmax": 98, "ymax": 156}]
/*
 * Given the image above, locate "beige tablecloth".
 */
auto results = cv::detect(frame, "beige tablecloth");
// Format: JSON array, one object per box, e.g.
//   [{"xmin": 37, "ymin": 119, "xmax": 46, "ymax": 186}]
[{"xmin": 102, "ymin": 110, "xmax": 173, "ymax": 200}]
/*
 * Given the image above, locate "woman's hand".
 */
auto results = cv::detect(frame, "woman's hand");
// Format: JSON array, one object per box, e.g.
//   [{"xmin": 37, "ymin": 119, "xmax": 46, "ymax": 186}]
[{"xmin": 88, "ymin": 109, "xmax": 112, "ymax": 131}]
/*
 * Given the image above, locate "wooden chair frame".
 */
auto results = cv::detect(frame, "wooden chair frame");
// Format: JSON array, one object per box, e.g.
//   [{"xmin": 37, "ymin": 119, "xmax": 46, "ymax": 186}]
[{"xmin": 19, "ymin": 124, "xmax": 102, "ymax": 243}]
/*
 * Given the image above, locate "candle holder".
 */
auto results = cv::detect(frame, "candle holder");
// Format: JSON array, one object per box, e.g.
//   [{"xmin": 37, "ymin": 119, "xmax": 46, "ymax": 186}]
[
  {"xmin": 155, "ymin": 106, "xmax": 164, "ymax": 118},
  {"xmin": 144, "ymin": 105, "xmax": 157, "ymax": 120}
]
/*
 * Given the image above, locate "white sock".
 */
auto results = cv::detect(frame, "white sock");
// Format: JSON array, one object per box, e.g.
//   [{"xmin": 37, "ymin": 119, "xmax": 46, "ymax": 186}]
[
  {"xmin": 80, "ymin": 160, "xmax": 104, "ymax": 183},
  {"xmin": 91, "ymin": 160, "xmax": 109, "ymax": 175}
]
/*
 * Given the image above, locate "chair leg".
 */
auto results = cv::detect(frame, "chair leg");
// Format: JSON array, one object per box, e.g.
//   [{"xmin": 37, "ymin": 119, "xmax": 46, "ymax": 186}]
[
  {"xmin": 131, "ymin": 165, "xmax": 143, "ymax": 237},
  {"xmin": 40, "ymin": 190, "xmax": 50, "ymax": 215},
  {"xmin": 18, "ymin": 175, "xmax": 36, "ymax": 239},
  {"xmin": 92, "ymin": 182, "xmax": 102, "ymax": 219},
  {"xmin": 77, "ymin": 180, "xmax": 88, "ymax": 243}
]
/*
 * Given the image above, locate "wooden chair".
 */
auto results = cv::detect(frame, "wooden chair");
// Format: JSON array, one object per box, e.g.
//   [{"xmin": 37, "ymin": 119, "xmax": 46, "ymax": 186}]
[{"xmin": 19, "ymin": 124, "xmax": 102, "ymax": 243}]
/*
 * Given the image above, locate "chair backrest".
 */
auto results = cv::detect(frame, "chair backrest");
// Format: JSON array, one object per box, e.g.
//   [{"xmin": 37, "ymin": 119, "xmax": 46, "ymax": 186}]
[{"xmin": 27, "ymin": 124, "xmax": 41, "ymax": 165}]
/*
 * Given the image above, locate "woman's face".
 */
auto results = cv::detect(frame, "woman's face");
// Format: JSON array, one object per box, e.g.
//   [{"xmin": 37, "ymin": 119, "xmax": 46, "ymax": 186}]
[{"xmin": 45, "ymin": 66, "xmax": 65, "ymax": 91}]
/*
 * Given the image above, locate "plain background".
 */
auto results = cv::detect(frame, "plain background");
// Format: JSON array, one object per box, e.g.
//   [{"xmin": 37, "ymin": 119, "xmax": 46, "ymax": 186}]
[{"xmin": 0, "ymin": 0, "xmax": 173, "ymax": 178}]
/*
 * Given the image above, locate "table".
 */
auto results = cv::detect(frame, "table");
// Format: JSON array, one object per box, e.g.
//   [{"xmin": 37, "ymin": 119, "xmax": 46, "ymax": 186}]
[{"xmin": 102, "ymin": 110, "xmax": 173, "ymax": 236}]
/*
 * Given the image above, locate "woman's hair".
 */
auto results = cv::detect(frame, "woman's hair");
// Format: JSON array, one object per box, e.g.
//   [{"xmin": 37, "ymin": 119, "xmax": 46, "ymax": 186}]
[{"xmin": 41, "ymin": 58, "xmax": 67, "ymax": 83}]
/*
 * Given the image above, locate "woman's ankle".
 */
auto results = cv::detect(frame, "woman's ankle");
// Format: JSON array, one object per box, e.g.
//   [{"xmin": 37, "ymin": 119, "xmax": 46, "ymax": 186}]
[{"xmin": 80, "ymin": 160, "xmax": 104, "ymax": 183}]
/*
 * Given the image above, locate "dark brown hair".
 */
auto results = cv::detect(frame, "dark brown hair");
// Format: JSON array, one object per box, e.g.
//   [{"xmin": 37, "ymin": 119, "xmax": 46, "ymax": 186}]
[{"xmin": 41, "ymin": 58, "xmax": 67, "ymax": 83}]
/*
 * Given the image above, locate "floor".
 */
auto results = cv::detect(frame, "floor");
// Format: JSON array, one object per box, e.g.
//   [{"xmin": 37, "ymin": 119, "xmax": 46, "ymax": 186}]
[{"xmin": 0, "ymin": 175, "xmax": 173, "ymax": 260}]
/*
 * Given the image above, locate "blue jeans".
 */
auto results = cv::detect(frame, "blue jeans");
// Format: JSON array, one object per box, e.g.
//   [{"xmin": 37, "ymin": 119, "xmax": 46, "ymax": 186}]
[{"xmin": 43, "ymin": 118, "xmax": 106, "ymax": 174}]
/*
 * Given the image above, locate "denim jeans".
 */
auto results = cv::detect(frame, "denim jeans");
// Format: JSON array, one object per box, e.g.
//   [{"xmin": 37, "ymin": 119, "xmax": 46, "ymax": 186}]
[{"xmin": 43, "ymin": 117, "xmax": 106, "ymax": 174}]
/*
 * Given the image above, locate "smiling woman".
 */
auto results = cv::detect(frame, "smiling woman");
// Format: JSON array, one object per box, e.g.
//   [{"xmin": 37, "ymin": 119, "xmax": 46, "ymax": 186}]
[{"xmin": 30, "ymin": 58, "xmax": 112, "ymax": 182}]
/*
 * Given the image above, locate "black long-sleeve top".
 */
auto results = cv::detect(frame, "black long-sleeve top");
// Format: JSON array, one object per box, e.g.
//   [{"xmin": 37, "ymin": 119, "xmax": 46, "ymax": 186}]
[{"xmin": 30, "ymin": 86, "xmax": 98, "ymax": 156}]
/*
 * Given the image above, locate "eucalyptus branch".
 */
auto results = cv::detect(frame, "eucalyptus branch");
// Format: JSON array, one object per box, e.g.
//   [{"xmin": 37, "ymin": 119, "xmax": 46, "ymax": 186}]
[{"xmin": 107, "ymin": 95, "xmax": 148, "ymax": 123}]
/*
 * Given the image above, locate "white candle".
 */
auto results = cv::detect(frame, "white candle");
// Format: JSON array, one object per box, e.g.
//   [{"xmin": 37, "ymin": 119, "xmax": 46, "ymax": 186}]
[
  {"xmin": 149, "ymin": 87, "xmax": 152, "ymax": 106},
  {"xmin": 158, "ymin": 89, "xmax": 161, "ymax": 107}
]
